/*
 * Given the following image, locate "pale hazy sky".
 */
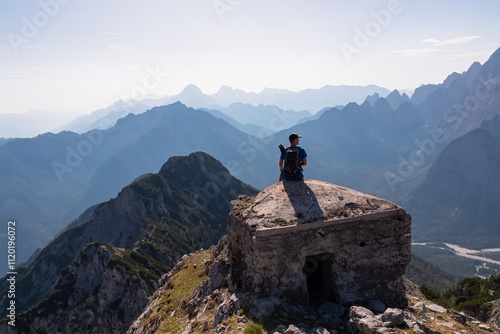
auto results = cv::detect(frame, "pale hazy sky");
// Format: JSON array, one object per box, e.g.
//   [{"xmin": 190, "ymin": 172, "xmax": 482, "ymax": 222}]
[{"xmin": 1, "ymin": 0, "xmax": 499, "ymax": 116}]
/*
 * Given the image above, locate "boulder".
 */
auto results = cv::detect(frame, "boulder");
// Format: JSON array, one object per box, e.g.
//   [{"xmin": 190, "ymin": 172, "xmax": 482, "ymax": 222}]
[
  {"xmin": 378, "ymin": 308, "xmax": 404, "ymax": 327},
  {"xmin": 426, "ymin": 303, "xmax": 447, "ymax": 313},
  {"xmin": 366, "ymin": 300, "xmax": 386, "ymax": 313},
  {"xmin": 250, "ymin": 297, "xmax": 280, "ymax": 318},
  {"xmin": 350, "ymin": 306, "xmax": 375, "ymax": 319},
  {"xmin": 318, "ymin": 302, "xmax": 345, "ymax": 318}
]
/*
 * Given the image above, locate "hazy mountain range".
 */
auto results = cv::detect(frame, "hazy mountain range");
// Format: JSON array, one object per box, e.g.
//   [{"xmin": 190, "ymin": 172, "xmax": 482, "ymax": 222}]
[
  {"xmin": 0, "ymin": 110, "xmax": 74, "ymax": 138},
  {"xmin": 158, "ymin": 83, "xmax": 393, "ymax": 113},
  {"xmin": 0, "ymin": 84, "xmax": 392, "ymax": 139},
  {"xmin": 1, "ymin": 47, "xmax": 500, "ymax": 274}
]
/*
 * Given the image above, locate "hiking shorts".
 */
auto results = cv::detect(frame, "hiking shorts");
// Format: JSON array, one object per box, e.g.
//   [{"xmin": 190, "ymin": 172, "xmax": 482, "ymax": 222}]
[{"xmin": 281, "ymin": 171, "xmax": 304, "ymax": 181}]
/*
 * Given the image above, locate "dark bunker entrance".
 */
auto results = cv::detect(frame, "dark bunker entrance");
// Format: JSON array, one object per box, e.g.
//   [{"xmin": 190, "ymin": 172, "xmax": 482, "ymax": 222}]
[{"xmin": 304, "ymin": 254, "xmax": 335, "ymax": 305}]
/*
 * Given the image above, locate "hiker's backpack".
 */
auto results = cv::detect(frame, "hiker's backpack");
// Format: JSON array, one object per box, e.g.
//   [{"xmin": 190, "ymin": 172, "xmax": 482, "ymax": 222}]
[{"xmin": 283, "ymin": 146, "xmax": 303, "ymax": 175}]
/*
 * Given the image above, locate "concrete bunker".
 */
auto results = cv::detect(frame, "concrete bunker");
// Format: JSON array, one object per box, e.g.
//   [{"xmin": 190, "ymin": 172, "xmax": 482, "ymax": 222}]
[{"xmin": 227, "ymin": 180, "xmax": 412, "ymax": 308}]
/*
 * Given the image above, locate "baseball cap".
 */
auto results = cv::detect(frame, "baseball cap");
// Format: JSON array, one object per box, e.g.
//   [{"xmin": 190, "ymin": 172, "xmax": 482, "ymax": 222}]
[{"xmin": 289, "ymin": 133, "xmax": 302, "ymax": 142}]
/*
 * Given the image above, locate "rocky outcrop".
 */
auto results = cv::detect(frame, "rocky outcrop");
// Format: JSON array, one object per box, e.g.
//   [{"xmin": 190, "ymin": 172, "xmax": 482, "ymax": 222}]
[
  {"xmin": 487, "ymin": 299, "xmax": 500, "ymax": 328},
  {"xmin": 7, "ymin": 243, "xmax": 155, "ymax": 334},
  {"xmin": 347, "ymin": 306, "xmax": 405, "ymax": 334},
  {"xmin": 228, "ymin": 180, "xmax": 411, "ymax": 308},
  {"xmin": 478, "ymin": 299, "xmax": 500, "ymax": 329}
]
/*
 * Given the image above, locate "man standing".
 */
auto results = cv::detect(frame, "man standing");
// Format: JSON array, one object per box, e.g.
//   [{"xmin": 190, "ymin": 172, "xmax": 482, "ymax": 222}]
[{"xmin": 279, "ymin": 133, "xmax": 307, "ymax": 181}]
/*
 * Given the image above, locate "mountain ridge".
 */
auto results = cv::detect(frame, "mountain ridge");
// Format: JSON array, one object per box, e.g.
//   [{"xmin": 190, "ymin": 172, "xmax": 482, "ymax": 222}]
[
  {"xmin": 404, "ymin": 127, "xmax": 500, "ymax": 248},
  {"xmin": 0, "ymin": 152, "xmax": 258, "ymax": 322}
]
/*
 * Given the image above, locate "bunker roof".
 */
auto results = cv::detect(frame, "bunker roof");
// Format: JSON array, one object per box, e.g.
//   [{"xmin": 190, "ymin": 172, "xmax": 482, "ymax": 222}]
[{"xmin": 231, "ymin": 179, "xmax": 401, "ymax": 233}]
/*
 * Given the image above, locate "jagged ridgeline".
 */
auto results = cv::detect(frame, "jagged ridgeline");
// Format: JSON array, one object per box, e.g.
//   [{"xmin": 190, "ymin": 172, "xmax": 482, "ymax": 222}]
[{"xmin": 0, "ymin": 152, "xmax": 258, "ymax": 333}]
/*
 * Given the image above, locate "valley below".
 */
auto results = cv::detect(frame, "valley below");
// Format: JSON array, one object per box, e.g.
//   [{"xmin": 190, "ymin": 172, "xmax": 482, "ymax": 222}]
[{"xmin": 412, "ymin": 243, "xmax": 500, "ymax": 279}]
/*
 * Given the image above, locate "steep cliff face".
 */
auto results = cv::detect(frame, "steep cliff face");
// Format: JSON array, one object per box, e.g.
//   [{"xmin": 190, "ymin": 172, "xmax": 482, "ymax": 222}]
[
  {"xmin": 0, "ymin": 152, "xmax": 258, "ymax": 330},
  {"xmin": 405, "ymin": 128, "xmax": 500, "ymax": 246},
  {"xmin": 13, "ymin": 243, "xmax": 157, "ymax": 334}
]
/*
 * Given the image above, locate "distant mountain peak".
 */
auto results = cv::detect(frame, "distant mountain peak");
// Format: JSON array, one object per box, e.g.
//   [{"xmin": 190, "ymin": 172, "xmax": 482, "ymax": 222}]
[
  {"xmin": 364, "ymin": 92, "xmax": 380, "ymax": 106},
  {"xmin": 180, "ymin": 84, "xmax": 204, "ymax": 96},
  {"xmin": 485, "ymin": 46, "xmax": 500, "ymax": 64},
  {"xmin": 159, "ymin": 151, "xmax": 229, "ymax": 179},
  {"xmin": 170, "ymin": 100, "xmax": 188, "ymax": 108},
  {"xmin": 218, "ymin": 85, "xmax": 233, "ymax": 91},
  {"xmin": 385, "ymin": 89, "xmax": 410, "ymax": 110},
  {"xmin": 215, "ymin": 85, "xmax": 245, "ymax": 94},
  {"xmin": 480, "ymin": 46, "xmax": 500, "ymax": 79},
  {"xmin": 467, "ymin": 61, "xmax": 482, "ymax": 72},
  {"xmin": 261, "ymin": 87, "xmax": 291, "ymax": 94},
  {"xmin": 387, "ymin": 89, "xmax": 402, "ymax": 98}
]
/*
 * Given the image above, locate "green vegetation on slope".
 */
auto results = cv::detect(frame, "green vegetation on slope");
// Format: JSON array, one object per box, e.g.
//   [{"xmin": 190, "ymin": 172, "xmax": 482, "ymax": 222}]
[
  {"xmin": 443, "ymin": 275, "xmax": 500, "ymax": 313},
  {"xmin": 405, "ymin": 253, "xmax": 457, "ymax": 292},
  {"xmin": 418, "ymin": 274, "xmax": 500, "ymax": 316},
  {"xmin": 107, "ymin": 248, "xmax": 170, "ymax": 295}
]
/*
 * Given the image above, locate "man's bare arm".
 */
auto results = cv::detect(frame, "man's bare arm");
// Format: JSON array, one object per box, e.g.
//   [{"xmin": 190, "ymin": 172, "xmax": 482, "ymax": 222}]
[
  {"xmin": 301, "ymin": 157, "xmax": 307, "ymax": 166},
  {"xmin": 279, "ymin": 158, "xmax": 284, "ymax": 171}
]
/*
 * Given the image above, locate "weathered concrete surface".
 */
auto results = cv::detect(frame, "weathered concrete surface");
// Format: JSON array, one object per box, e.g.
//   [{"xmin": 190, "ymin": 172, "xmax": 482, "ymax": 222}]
[
  {"xmin": 228, "ymin": 180, "xmax": 411, "ymax": 308},
  {"xmin": 232, "ymin": 179, "xmax": 400, "ymax": 229}
]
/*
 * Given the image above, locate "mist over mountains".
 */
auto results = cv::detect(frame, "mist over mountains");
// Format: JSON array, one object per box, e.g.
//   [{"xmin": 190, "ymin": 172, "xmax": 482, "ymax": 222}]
[
  {"xmin": 0, "ymin": 84, "xmax": 392, "ymax": 139},
  {"xmin": 0, "ymin": 110, "xmax": 74, "ymax": 138},
  {"xmin": 158, "ymin": 83, "xmax": 393, "ymax": 113},
  {"xmin": 1, "ymin": 47, "xmax": 500, "ymax": 276}
]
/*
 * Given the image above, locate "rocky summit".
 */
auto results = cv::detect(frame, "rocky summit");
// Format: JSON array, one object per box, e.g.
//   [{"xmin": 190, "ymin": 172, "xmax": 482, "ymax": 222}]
[
  {"xmin": 227, "ymin": 180, "xmax": 411, "ymax": 308},
  {"xmin": 129, "ymin": 180, "xmax": 418, "ymax": 333}
]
